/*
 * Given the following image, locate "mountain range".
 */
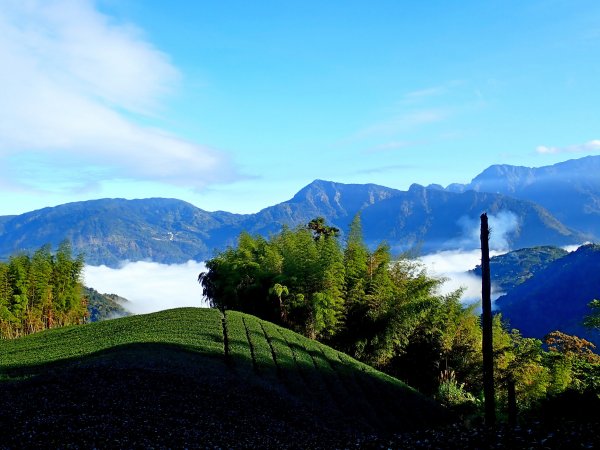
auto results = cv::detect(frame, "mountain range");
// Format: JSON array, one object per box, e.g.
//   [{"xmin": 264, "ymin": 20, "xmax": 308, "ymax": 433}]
[
  {"xmin": 445, "ymin": 155, "xmax": 600, "ymax": 235},
  {"xmin": 0, "ymin": 156, "xmax": 598, "ymax": 266}
]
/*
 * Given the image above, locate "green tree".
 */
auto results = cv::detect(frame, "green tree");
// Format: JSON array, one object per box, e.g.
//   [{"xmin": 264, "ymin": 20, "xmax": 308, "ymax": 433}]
[
  {"xmin": 200, "ymin": 219, "xmax": 346, "ymax": 338},
  {"xmin": 28, "ymin": 244, "xmax": 53, "ymax": 331},
  {"xmin": 311, "ymin": 233, "xmax": 345, "ymax": 338},
  {"xmin": 52, "ymin": 240, "xmax": 86, "ymax": 326},
  {"xmin": 0, "ymin": 262, "xmax": 17, "ymax": 338},
  {"xmin": 7, "ymin": 253, "xmax": 31, "ymax": 335},
  {"xmin": 199, "ymin": 232, "xmax": 280, "ymax": 319},
  {"xmin": 307, "ymin": 217, "xmax": 340, "ymax": 240},
  {"xmin": 199, "ymin": 215, "xmax": 478, "ymax": 397},
  {"xmin": 584, "ymin": 299, "xmax": 600, "ymax": 330},
  {"xmin": 496, "ymin": 327, "xmax": 550, "ymax": 411},
  {"xmin": 269, "ymin": 283, "xmax": 289, "ymax": 322},
  {"xmin": 0, "ymin": 242, "xmax": 86, "ymax": 338}
]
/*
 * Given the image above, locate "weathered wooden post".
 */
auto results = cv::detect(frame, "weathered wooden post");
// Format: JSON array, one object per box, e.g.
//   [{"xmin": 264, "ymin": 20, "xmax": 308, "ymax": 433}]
[{"xmin": 480, "ymin": 213, "xmax": 495, "ymax": 426}]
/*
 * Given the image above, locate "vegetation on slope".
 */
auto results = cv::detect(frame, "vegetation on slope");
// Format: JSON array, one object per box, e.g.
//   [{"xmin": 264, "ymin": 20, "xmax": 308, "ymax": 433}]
[
  {"xmin": 496, "ymin": 244, "xmax": 600, "ymax": 345},
  {"xmin": 199, "ymin": 215, "xmax": 479, "ymax": 397},
  {"xmin": 471, "ymin": 245, "xmax": 569, "ymax": 292},
  {"xmin": 200, "ymin": 218, "xmax": 600, "ymax": 425},
  {"xmin": 83, "ymin": 286, "xmax": 131, "ymax": 322},
  {"xmin": 0, "ymin": 307, "xmax": 446, "ymax": 447}
]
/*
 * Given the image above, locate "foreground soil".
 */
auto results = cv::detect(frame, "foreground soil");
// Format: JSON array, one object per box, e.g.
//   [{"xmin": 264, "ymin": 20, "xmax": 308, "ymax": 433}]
[{"xmin": 1, "ymin": 358, "xmax": 599, "ymax": 449}]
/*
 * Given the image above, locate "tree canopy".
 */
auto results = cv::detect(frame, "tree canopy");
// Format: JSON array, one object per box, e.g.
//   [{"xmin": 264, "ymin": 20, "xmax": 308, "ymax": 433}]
[
  {"xmin": 199, "ymin": 215, "xmax": 472, "ymax": 390},
  {"xmin": 0, "ymin": 241, "xmax": 87, "ymax": 338}
]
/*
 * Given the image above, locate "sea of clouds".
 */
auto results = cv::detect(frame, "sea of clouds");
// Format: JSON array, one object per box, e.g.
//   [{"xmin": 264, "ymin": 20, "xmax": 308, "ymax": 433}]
[
  {"xmin": 83, "ymin": 252, "xmax": 497, "ymax": 316},
  {"xmin": 82, "ymin": 211, "xmax": 585, "ymax": 316},
  {"xmin": 83, "ymin": 260, "xmax": 209, "ymax": 314}
]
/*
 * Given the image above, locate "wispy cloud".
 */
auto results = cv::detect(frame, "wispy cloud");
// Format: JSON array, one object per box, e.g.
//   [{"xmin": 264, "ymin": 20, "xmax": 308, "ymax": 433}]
[
  {"xmin": 536, "ymin": 139, "xmax": 600, "ymax": 155},
  {"xmin": 403, "ymin": 86, "xmax": 447, "ymax": 101},
  {"xmin": 0, "ymin": 1, "xmax": 237, "ymax": 192},
  {"xmin": 401, "ymin": 81, "xmax": 464, "ymax": 104},
  {"xmin": 365, "ymin": 140, "xmax": 424, "ymax": 154},
  {"xmin": 356, "ymin": 109, "xmax": 449, "ymax": 139},
  {"xmin": 354, "ymin": 163, "xmax": 414, "ymax": 175},
  {"xmin": 445, "ymin": 211, "xmax": 520, "ymax": 252}
]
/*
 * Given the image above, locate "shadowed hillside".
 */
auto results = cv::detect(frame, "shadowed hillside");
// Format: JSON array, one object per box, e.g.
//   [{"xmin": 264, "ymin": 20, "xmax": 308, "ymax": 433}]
[
  {"xmin": 0, "ymin": 308, "xmax": 446, "ymax": 448},
  {"xmin": 470, "ymin": 245, "xmax": 569, "ymax": 292},
  {"xmin": 496, "ymin": 244, "xmax": 600, "ymax": 345}
]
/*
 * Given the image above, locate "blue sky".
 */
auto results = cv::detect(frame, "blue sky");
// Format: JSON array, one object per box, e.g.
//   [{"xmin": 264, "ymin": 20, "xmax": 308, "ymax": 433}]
[{"xmin": 1, "ymin": 0, "xmax": 599, "ymax": 216}]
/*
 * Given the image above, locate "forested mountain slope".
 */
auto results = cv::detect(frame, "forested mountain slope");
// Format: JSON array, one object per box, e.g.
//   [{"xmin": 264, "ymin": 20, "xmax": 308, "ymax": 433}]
[
  {"xmin": 0, "ymin": 198, "xmax": 247, "ymax": 266},
  {"xmin": 470, "ymin": 245, "xmax": 569, "ymax": 292},
  {"xmin": 495, "ymin": 244, "xmax": 600, "ymax": 345},
  {"xmin": 83, "ymin": 287, "xmax": 131, "ymax": 322}
]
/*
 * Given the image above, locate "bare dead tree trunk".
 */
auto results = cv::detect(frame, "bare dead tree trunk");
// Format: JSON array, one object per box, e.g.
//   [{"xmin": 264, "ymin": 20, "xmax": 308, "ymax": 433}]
[{"xmin": 481, "ymin": 213, "xmax": 495, "ymax": 426}]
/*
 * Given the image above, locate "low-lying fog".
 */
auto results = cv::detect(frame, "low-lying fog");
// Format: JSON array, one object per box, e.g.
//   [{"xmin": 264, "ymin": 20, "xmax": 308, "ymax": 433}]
[
  {"xmin": 83, "ymin": 253, "xmax": 493, "ymax": 316},
  {"xmin": 419, "ymin": 249, "xmax": 505, "ymax": 307},
  {"xmin": 84, "ymin": 260, "xmax": 209, "ymax": 314}
]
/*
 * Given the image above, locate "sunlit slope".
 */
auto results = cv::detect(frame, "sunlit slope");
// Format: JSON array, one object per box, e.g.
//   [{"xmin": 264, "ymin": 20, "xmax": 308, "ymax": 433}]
[
  {"xmin": 0, "ymin": 308, "xmax": 447, "ymax": 445},
  {"xmin": 1, "ymin": 308, "xmax": 224, "ymax": 371}
]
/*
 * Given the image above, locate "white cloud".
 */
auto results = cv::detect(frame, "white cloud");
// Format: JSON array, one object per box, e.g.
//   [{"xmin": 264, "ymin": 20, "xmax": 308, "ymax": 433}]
[
  {"xmin": 0, "ymin": 0, "xmax": 235, "ymax": 192},
  {"xmin": 401, "ymin": 81, "xmax": 464, "ymax": 103},
  {"xmin": 446, "ymin": 211, "xmax": 519, "ymax": 252},
  {"xmin": 561, "ymin": 242, "xmax": 590, "ymax": 252},
  {"xmin": 354, "ymin": 163, "xmax": 414, "ymax": 175},
  {"xmin": 365, "ymin": 140, "xmax": 428, "ymax": 154},
  {"xmin": 84, "ymin": 261, "xmax": 209, "ymax": 314},
  {"xmin": 419, "ymin": 248, "xmax": 505, "ymax": 306},
  {"xmin": 536, "ymin": 140, "xmax": 600, "ymax": 155}
]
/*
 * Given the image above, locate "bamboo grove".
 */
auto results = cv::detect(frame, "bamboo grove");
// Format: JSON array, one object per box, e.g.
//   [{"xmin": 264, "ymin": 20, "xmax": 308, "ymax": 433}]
[
  {"xmin": 200, "ymin": 215, "xmax": 600, "ymax": 418},
  {"xmin": 0, "ymin": 241, "xmax": 87, "ymax": 338}
]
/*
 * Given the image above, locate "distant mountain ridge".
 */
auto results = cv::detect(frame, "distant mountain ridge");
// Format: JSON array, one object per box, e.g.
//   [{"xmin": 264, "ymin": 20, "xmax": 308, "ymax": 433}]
[
  {"xmin": 495, "ymin": 244, "xmax": 600, "ymax": 346},
  {"xmin": 0, "ymin": 156, "xmax": 598, "ymax": 266},
  {"xmin": 445, "ymin": 155, "xmax": 600, "ymax": 235}
]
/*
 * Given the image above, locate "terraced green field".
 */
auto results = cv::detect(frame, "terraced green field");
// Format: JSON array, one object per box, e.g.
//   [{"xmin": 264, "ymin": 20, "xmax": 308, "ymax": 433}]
[{"xmin": 0, "ymin": 308, "xmax": 447, "ymax": 447}]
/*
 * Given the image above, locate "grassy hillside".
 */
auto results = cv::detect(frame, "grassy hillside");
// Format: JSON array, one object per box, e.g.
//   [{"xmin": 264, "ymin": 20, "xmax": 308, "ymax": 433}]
[{"xmin": 0, "ymin": 308, "xmax": 446, "ymax": 447}]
